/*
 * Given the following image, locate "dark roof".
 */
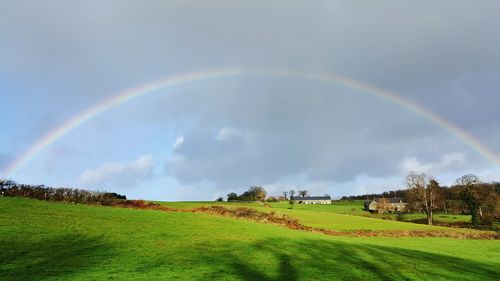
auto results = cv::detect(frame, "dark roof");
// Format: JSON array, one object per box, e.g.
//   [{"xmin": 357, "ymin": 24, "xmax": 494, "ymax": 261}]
[{"xmin": 293, "ymin": 196, "xmax": 331, "ymax": 200}]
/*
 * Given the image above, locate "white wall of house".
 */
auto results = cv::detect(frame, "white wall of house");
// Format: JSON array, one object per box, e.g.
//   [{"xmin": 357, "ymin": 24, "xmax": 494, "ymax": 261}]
[{"xmin": 296, "ymin": 200, "xmax": 331, "ymax": 204}]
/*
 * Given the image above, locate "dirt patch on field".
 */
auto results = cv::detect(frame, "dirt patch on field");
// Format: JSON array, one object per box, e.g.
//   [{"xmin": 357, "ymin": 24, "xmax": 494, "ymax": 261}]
[
  {"xmin": 188, "ymin": 206, "xmax": 305, "ymax": 229},
  {"xmin": 314, "ymin": 228, "xmax": 499, "ymax": 239},
  {"xmin": 113, "ymin": 200, "xmax": 177, "ymax": 211}
]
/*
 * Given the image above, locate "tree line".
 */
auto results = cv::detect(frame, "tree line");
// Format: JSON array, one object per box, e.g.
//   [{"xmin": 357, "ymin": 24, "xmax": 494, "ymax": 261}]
[
  {"xmin": 225, "ymin": 187, "xmax": 313, "ymax": 202},
  {"xmin": 405, "ymin": 173, "xmax": 498, "ymax": 226},
  {"xmin": 341, "ymin": 190, "xmax": 406, "ymax": 201},
  {"xmin": 0, "ymin": 179, "xmax": 127, "ymax": 205},
  {"xmin": 343, "ymin": 173, "xmax": 499, "ymax": 226}
]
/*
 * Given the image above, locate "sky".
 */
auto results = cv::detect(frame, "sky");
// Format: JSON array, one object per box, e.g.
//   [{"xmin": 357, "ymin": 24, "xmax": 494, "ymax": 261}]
[{"xmin": 1, "ymin": 1, "xmax": 500, "ymax": 200}]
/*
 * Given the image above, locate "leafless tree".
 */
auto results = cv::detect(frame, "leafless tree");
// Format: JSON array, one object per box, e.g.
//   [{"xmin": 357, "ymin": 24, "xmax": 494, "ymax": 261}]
[
  {"xmin": 405, "ymin": 172, "xmax": 439, "ymax": 225},
  {"xmin": 283, "ymin": 191, "xmax": 288, "ymax": 200}
]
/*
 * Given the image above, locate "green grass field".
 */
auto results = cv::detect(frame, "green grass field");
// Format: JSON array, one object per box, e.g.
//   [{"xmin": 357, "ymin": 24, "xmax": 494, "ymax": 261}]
[
  {"xmin": 158, "ymin": 201, "xmax": 474, "ymax": 232},
  {"xmin": 1, "ymin": 197, "xmax": 499, "ymax": 280}
]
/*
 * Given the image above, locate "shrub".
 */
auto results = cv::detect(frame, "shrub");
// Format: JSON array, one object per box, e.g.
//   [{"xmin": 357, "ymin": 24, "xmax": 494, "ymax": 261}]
[
  {"xmin": 266, "ymin": 196, "xmax": 278, "ymax": 202},
  {"xmin": 0, "ymin": 179, "xmax": 127, "ymax": 206}
]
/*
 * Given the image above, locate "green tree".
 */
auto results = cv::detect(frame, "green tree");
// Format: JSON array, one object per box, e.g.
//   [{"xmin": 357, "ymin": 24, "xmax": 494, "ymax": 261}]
[
  {"xmin": 227, "ymin": 192, "xmax": 238, "ymax": 201},
  {"xmin": 455, "ymin": 174, "xmax": 481, "ymax": 225},
  {"xmin": 248, "ymin": 186, "xmax": 267, "ymax": 201},
  {"xmin": 476, "ymin": 183, "xmax": 497, "ymax": 225}
]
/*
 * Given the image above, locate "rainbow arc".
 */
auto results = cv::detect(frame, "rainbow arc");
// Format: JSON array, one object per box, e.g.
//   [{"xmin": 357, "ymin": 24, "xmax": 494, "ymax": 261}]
[{"xmin": 2, "ymin": 68, "xmax": 499, "ymax": 177}]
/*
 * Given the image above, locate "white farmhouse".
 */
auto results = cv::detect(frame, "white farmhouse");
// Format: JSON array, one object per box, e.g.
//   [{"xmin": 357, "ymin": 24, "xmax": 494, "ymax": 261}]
[{"xmin": 292, "ymin": 195, "xmax": 332, "ymax": 204}]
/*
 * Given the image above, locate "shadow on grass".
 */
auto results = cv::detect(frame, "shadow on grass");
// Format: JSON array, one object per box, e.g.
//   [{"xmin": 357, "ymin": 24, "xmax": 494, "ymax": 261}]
[
  {"xmin": 192, "ymin": 238, "xmax": 499, "ymax": 281},
  {"xmin": 0, "ymin": 234, "xmax": 116, "ymax": 281},
  {"xmin": 228, "ymin": 252, "xmax": 297, "ymax": 281}
]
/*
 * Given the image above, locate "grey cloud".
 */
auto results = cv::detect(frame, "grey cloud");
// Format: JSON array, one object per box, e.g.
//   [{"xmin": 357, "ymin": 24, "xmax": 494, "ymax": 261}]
[
  {"xmin": 162, "ymin": 79, "xmax": 479, "ymax": 188},
  {"xmin": 2, "ymin": 1, "xmax": 500, "ymax": 90},
  {"xmin": 1, "ymin": 1, "xmax": 499, "ymax": 191}
]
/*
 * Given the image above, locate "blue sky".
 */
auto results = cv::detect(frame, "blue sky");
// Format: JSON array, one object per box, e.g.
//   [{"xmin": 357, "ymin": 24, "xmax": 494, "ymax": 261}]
[{"xmin": 1, "ymin": 1, "xmax": 500, "ymax": 200}]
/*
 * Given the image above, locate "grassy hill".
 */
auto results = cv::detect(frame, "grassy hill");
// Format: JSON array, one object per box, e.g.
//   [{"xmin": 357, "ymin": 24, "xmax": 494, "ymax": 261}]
[
  {"xmin": 1, "ymin": 197, "xmax": 499, "ymax": 280},
  {"xmin": 158, "ymin": 201, "xmax": 474, "ymax": 231}
]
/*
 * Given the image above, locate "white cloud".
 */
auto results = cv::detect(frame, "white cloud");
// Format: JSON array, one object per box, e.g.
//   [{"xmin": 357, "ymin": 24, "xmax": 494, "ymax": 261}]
[
  {"xmin": 333, "ymin": 174, "xmax": 404, "ymax": 197},
  {"xmin": 400, "ymin": 157, "xmax": 433, "ymax": 174},
  {"xmin": 400, "ymin": 152, "xmax": 466, "ymax": 174},
  {"xmin": 172, "ymin": 136, "xmax": 184, "ymax": 149},
  {"xmin": 79, "ymin": 155, "xmax": 155, "ymax": 188},
  {"xmin": 214, "ymin": 127, "xmax": 246, "ymax": 141},
  {"xmin": 477, "ymin": 167, "xmax": 500, "ymax": 183}
]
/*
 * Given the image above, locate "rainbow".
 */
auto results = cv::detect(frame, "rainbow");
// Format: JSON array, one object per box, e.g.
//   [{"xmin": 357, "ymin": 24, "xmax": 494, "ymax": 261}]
[{"xmin": 2, "ymin": 68, "xmax": 499, "ymax": 177}]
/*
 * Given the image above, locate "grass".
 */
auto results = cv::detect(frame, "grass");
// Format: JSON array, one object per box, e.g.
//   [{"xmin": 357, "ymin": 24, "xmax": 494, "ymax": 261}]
[
  {"xmin": 1, "ymin": 197, "xmax": 499, "ymax": 280},
  {"xmin": 157, "ymin": 201, "xmax": 478, "ymax": 232}
]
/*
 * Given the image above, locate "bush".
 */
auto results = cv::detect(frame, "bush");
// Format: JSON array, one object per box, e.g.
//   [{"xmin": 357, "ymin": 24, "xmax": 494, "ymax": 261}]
[
  {"xmin": 396, "ymin": 213, "xmax": 406, "ymax": 222},
  {"xmin": 481, "ymin": 213, "xmax": 496, "ymax": 226},
  {"xmin": 0, "ymin": 179, "xmax": 126, "ymax": 206}
]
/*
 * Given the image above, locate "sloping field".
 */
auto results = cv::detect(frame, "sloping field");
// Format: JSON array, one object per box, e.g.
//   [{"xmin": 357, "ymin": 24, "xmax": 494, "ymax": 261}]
[
  {"xmin": 158, "ymin": 201, "xmax": 473, "ymax": 232},
  {"xmin": 1, "ymin": 197, "xmax": 499, "ymax": 281}
]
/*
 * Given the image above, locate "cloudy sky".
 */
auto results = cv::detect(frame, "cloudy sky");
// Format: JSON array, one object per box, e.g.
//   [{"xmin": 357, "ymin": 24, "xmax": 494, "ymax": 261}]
[{"xmin": 1, "ymin": 1, "xmax": 500, "ymax": 200}]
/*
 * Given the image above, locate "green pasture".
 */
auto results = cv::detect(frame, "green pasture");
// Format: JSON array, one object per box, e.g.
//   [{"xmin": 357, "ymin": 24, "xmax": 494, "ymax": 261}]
[
  {"xmin": 2, "ymin": 197, "xmax": 498, "ymax": 280},
  {"xmin": 158, "ymin": 201, "xmax": 473, "ymax": 232}
]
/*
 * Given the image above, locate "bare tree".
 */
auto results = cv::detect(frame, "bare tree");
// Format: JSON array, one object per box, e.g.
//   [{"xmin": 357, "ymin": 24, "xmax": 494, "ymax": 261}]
[
  {"xmin": 298, "ymin": 190, "xmax": 308, "ymax": 197},
  {"xmin": 405, "ymin": 172, "xmax": 439, "ymax": 225},
  {"xmin": 283, "ymin": 191, "xmax": 288, "ymax": 200}
]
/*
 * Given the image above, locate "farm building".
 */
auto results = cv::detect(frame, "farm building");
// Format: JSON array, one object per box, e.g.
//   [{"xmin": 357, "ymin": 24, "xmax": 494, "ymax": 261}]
[
  {"xmin": 292, "ymin": 195, "xmax": 332, "ymax": 204},
  {"xmin": 364, "ymin": 198, "xmax": 407, "ymax": 213}
]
